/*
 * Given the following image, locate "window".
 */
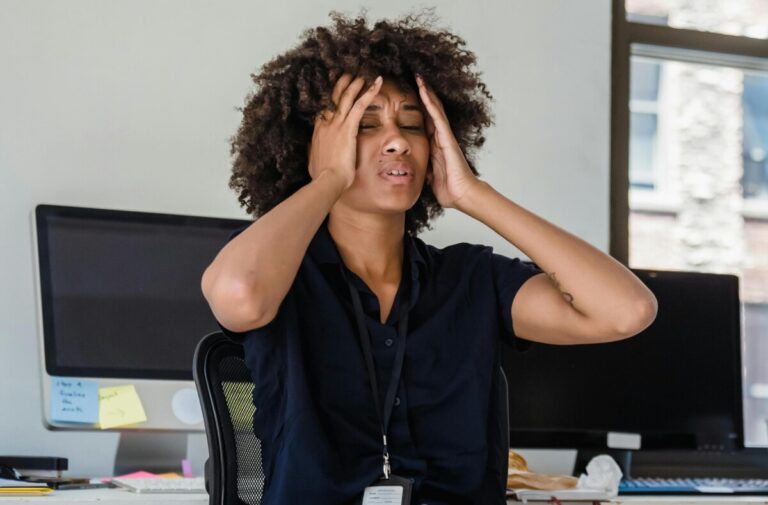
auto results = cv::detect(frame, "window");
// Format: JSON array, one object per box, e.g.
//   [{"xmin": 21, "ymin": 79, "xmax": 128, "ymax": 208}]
[
  {"xmin": 744, "ymin": 74, "xmax": 768, "ymax": 200},
  {"xmin": 626, "ymin": 0, "xmax": 768, "ymax": 40},
  {"xmin": 613, "ymin": 0, "xmax": 768, "ymax": 447},
  {"xmin": 629, "ymin": 59, "xmax": 661, "ymax": 191}
]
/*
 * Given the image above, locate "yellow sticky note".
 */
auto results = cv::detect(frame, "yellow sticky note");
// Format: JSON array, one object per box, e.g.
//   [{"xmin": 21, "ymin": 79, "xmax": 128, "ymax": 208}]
[{"xmin": 98, "ymin": 385, "xmax": 147, "ymax": 429}]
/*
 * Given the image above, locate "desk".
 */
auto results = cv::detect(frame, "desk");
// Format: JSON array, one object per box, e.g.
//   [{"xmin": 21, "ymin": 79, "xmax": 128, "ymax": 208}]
[
  {"xmin": 0, "ymin": 488, "xmax": 207, "ymax": 504},
  {"xmin": 612, "ymin": 499, "xmax": 768, "ymax": 505},
  {"xmin": 1, "ymin": 489, "xmax": 768, "ymax": 504}
]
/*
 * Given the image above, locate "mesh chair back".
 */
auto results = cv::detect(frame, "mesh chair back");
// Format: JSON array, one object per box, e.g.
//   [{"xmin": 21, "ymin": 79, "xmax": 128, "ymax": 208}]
[
  {"xmin": 194, "ymin": 331, "xmax": 265, "ymax": 505},
  {"xmin": 498, "ymin": 366, "xmax": 511, "ymax": 499}
]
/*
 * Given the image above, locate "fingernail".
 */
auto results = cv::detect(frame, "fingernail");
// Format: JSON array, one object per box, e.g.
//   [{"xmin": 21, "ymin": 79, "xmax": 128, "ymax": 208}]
[{"xmin": 375, "ymin": 76, "xmax": 382, "ymax": 84}]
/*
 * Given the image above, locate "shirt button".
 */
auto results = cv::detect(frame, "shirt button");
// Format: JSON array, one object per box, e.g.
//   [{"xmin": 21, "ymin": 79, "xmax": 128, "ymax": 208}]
[
  {"xmin": 384, "ymin": 338, "xmax": 394, "ymax": 347},
  {"xmin": 394, "ymin": 396, "xmax": 401, "ymax": 407}
]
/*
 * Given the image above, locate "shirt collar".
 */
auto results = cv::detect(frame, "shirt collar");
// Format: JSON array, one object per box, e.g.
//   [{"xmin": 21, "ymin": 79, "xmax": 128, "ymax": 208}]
[
  {"xmin": 307, "ymin": 217, "xmax": 426, "ymax": 298},
  {"xmin": 310, "ymin": 217, "xmax": 424, "ymax": 264}
]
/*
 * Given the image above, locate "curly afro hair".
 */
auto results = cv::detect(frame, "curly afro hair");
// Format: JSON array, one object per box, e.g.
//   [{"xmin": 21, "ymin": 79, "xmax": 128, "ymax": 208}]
[{"xmin": 229, "ymin": 8, "xmax": 493, "ymax": 236}]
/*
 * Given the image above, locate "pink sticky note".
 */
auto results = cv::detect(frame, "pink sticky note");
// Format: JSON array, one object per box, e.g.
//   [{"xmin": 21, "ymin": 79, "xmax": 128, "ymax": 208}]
[
  {"xmin": 101, "ymin": 470, "xmax": 158, "ymax": 483},
  {"xmin": 114, "ymin": 470, "xmax": 158, "ymax": 479}
]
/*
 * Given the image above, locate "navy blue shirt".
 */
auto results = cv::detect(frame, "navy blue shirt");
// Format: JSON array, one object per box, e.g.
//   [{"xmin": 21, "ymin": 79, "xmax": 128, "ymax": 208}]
[{"xmin": 219, "ymin": 219, "xmax": 542, "ymax": 505}]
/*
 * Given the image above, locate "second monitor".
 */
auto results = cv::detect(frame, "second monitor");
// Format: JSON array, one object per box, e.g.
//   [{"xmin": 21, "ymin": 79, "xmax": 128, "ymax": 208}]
[{"xmin": 502, "ymin": 269, "xmax": 743, "ymax": 459}]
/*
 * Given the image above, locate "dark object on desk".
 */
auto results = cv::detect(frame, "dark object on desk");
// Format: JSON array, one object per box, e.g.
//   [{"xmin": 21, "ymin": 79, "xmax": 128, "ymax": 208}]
[
  {"xmin": 193, "ymin": 331, "xmax": 513, "ymax": 505},
  {"xmin": 21, "ymin": 476, "xmax": 92, "ymax": 490},
  {"xmin": 0, "ymin": 466, "xmax": 21, "ymax": 482},
  {"xmin": 0, "ymin": 456, "xmax": 68, "ymax": 475},
  {"xmin": 56, "ymin": 481, "xmax": 115, "ymax": 490},
  {"xmin": 0, "ymin": 456, "xmax": 70, "ymax": 490}
]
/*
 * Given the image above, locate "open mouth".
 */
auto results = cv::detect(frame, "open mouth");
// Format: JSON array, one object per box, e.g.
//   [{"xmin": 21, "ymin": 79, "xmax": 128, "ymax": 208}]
[
  {"xmin": 379, "ymin": 162, "xmax": 413, "ymax": 183},
  {"xmin": 380, "ymin": 173, "xmax": 413, "ymax": 185},
  {"xmin": 384, "ymin": 169, "xmax": 410, "ymax": 177},
  {"xmin": 379, "ymin": 168, "xmax": 413, "ymax": 185}
]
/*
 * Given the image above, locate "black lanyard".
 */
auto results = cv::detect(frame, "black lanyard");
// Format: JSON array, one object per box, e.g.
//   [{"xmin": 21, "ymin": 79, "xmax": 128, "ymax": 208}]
[{"xmin": 346, "ymin": 276, "xmax": 409, "ymax": 480}]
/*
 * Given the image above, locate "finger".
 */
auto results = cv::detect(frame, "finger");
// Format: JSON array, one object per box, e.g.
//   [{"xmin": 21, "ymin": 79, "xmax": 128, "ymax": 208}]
[
  {"xmin": 416, "ymin": 75, "xmax": 447, "ymax": 115},
  {"xmin": 335, "ymin": 76, "xmax": 368, "ymax": 121},
  {"xmin": 416, "ymin": 77, "xmax": 451, "ymax": 139},
  {"xmin": 416, "ymin": 75, "xmax": 447, "ymax": 122},
  {"xmin": 347, "ymin": 76, "xmax": 383, "ymax": 125},
  {"xmin": 331, "ymin": 73, "xmax": 354, "ymax": 107}
]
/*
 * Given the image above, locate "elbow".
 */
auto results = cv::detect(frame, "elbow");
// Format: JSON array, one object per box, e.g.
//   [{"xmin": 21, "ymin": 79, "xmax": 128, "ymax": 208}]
[
  {"xmin": 200, "ymin": 265, "xmax": 217, "ymax": 302},
  {"xmin": 612, "ymin": 294, "xmax": 658, "ymax": 340},
  {"xmin": 201, "ymin": 268, "xmax": 275, "ymax": 333}
]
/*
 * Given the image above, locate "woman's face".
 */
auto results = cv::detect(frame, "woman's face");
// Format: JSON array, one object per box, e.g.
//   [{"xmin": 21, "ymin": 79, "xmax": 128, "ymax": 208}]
[{"xmin": 336, "ymin": 78, "xmax": 430, "ymax": 216}]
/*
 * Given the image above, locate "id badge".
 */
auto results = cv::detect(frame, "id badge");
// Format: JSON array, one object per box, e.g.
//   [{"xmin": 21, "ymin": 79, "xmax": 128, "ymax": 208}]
[{"xmin": 361, "ymin": 475, "xmax": 412, "ymax": 505}]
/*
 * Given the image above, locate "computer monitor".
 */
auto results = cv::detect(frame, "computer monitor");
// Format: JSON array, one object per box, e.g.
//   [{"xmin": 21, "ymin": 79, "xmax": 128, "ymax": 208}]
[
  {"xmin": 502, "ymin": 269, "xmax": 743, "ymax": 471},
  {"xmin": 33, "ymin": 204, "xmax": 249, "ymax": 473}
]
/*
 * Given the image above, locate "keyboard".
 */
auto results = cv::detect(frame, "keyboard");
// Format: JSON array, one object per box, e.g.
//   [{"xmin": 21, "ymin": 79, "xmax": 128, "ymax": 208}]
[
  {"xmin": 620, "ymin": 477, "xmax": 768, "ymax": 494},
  {"xmin": 111, "ymin": 477, "xmax": 207, "ymax": 494}
]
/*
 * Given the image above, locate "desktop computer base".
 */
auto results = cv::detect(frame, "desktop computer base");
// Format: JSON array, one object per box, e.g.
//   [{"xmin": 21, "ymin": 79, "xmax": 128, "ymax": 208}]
[
  {"xmin": 573, "ymin": 448, "xmax": 768, "ymax": 480},
  {"xmin": 114, "ymin": 432, "xmax": 207, "ymax": 476}
]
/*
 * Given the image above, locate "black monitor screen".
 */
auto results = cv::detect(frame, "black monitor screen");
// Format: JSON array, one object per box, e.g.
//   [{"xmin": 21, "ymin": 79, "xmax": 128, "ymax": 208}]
[
  {"xmin": 503, "ymin": 269, "xmax": 743, "ymax": 451},
  {"xmin": 36, "ymin": 205, "xmax": 248, "ymax": 380}
]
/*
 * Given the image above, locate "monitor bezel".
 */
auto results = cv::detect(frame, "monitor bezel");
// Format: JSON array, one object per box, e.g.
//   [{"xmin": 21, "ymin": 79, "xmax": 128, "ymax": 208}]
[
  {"xmin": 34, "ymin": 203, "xmax": 249, "ymax": 381},
  {"xmin": 505, "ymin": 269, "xmax": 745, "ymax": 452}
]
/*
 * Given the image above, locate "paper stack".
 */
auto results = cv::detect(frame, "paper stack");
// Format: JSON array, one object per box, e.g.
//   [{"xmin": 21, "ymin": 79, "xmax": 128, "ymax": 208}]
[{"xmin": 0, "ymin": 477, "xmax": 52, "ymax": 496}]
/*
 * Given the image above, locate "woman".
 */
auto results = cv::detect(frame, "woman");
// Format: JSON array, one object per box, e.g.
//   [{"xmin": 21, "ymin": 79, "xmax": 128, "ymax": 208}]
[{"xmin": 202, "ymin": 11, "xmax": 657, "ymax": 505}]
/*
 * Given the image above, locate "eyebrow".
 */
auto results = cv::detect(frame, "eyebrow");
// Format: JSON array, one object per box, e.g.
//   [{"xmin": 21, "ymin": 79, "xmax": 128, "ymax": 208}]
[{"xmin": 364, "ymin": 104, "xmax": 423, "ymax": 114}]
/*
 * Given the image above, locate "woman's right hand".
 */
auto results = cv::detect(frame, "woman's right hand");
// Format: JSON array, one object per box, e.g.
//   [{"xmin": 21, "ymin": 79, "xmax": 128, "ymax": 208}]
[{"xmin": 308, "ymin": 73, "xmax": 383, "ymax": 190}]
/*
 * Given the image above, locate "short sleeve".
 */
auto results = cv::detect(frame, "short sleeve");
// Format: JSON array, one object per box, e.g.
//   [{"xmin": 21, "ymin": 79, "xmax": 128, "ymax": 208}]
[{"xmin": 491, "ymin": 253, "xmax": 543, "ymax": 350}]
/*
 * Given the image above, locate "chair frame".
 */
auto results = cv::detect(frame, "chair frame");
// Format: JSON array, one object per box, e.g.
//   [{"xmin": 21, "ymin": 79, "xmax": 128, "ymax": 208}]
[{"xmin": 194, "ymin": 331, "xmax": 251, "ymax": 505}]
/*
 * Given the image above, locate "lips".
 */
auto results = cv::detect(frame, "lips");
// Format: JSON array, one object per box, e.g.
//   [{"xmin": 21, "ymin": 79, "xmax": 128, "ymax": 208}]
[{"xmin": 379, "ymin": 161, "xmax": 413, "ymax": 178}]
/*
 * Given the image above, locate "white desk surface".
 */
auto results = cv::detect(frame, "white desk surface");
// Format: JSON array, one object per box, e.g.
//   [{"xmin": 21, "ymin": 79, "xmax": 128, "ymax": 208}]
[
  {"xmin": 595, "ymin": 498, "xmax": 768, "ymax": 505},
  {"xmin": 1, "ymin": 488, "xmax": 768, "ymax": 504},
  {"xmin": 0, "ymin": 488, "xmax": 207, "ymax": 504}
]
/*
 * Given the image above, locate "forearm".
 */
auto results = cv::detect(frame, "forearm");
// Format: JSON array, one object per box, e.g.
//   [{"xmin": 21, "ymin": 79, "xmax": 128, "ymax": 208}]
[
  {"xmin": 456, "ymin": 181, "xmax": 657, "ymax": 334},
  {"xmin": 202, "ymin": 170, "xmax": 347, "ymax": 331}
]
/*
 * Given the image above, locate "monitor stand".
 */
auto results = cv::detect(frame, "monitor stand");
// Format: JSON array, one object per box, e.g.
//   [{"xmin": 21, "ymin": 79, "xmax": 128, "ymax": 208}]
[
  {"xmin": 114, "ymin": 432, "xmax": 191, "ymax": 475},
  {"xmin": 573, "ymin": 449, "xmax": 634, "ymax": 479}
]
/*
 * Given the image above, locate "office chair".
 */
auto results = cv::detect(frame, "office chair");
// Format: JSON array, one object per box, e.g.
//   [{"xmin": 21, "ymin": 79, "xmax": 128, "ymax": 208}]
[
  {"xmin": 495, "ymin": 365, "xmax": 511, "ymax": 503},
  {"xmin": 194, "ymin": 331, "xmax": 265, "ymax": 505},
  {"xmin": 193, "ymin": 330, "xmax": 511, "ymax": 505}
]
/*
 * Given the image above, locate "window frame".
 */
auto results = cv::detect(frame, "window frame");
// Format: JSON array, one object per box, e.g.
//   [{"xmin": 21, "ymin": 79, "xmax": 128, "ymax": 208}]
[{"xmin": 609, "ymin": 0, "xmax": 768, "ymax": 263}]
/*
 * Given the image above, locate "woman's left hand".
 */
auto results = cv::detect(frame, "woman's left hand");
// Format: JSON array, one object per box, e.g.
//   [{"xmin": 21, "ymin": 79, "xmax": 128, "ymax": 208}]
[{"xmin": 416, "ymin": 75, "xmax": 481, "ymax": 209}]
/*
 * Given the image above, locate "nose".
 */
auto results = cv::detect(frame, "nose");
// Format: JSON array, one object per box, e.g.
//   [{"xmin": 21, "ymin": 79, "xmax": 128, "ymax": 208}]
[{"xmin": 381, "ymin": 122, "xmax": 410, "ymax": 156}]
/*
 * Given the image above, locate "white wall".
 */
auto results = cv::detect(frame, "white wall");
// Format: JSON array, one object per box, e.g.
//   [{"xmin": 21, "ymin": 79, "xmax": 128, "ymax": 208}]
[{"xmin": 0, "ymin": 0, "xmax": 611, "ymax": 477}]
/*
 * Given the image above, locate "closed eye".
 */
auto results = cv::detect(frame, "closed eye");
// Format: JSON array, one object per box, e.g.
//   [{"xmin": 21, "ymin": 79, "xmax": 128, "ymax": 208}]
[{"xmin": 358, "ymin": 124, "xmax": 423, "ymax": 130}]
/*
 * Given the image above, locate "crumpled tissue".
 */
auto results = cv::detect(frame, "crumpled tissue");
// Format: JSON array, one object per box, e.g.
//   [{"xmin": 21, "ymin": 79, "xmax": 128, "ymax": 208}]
[{"xmin": 576, "ymin": 455, "xmax": 623, "ymax": 497}]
